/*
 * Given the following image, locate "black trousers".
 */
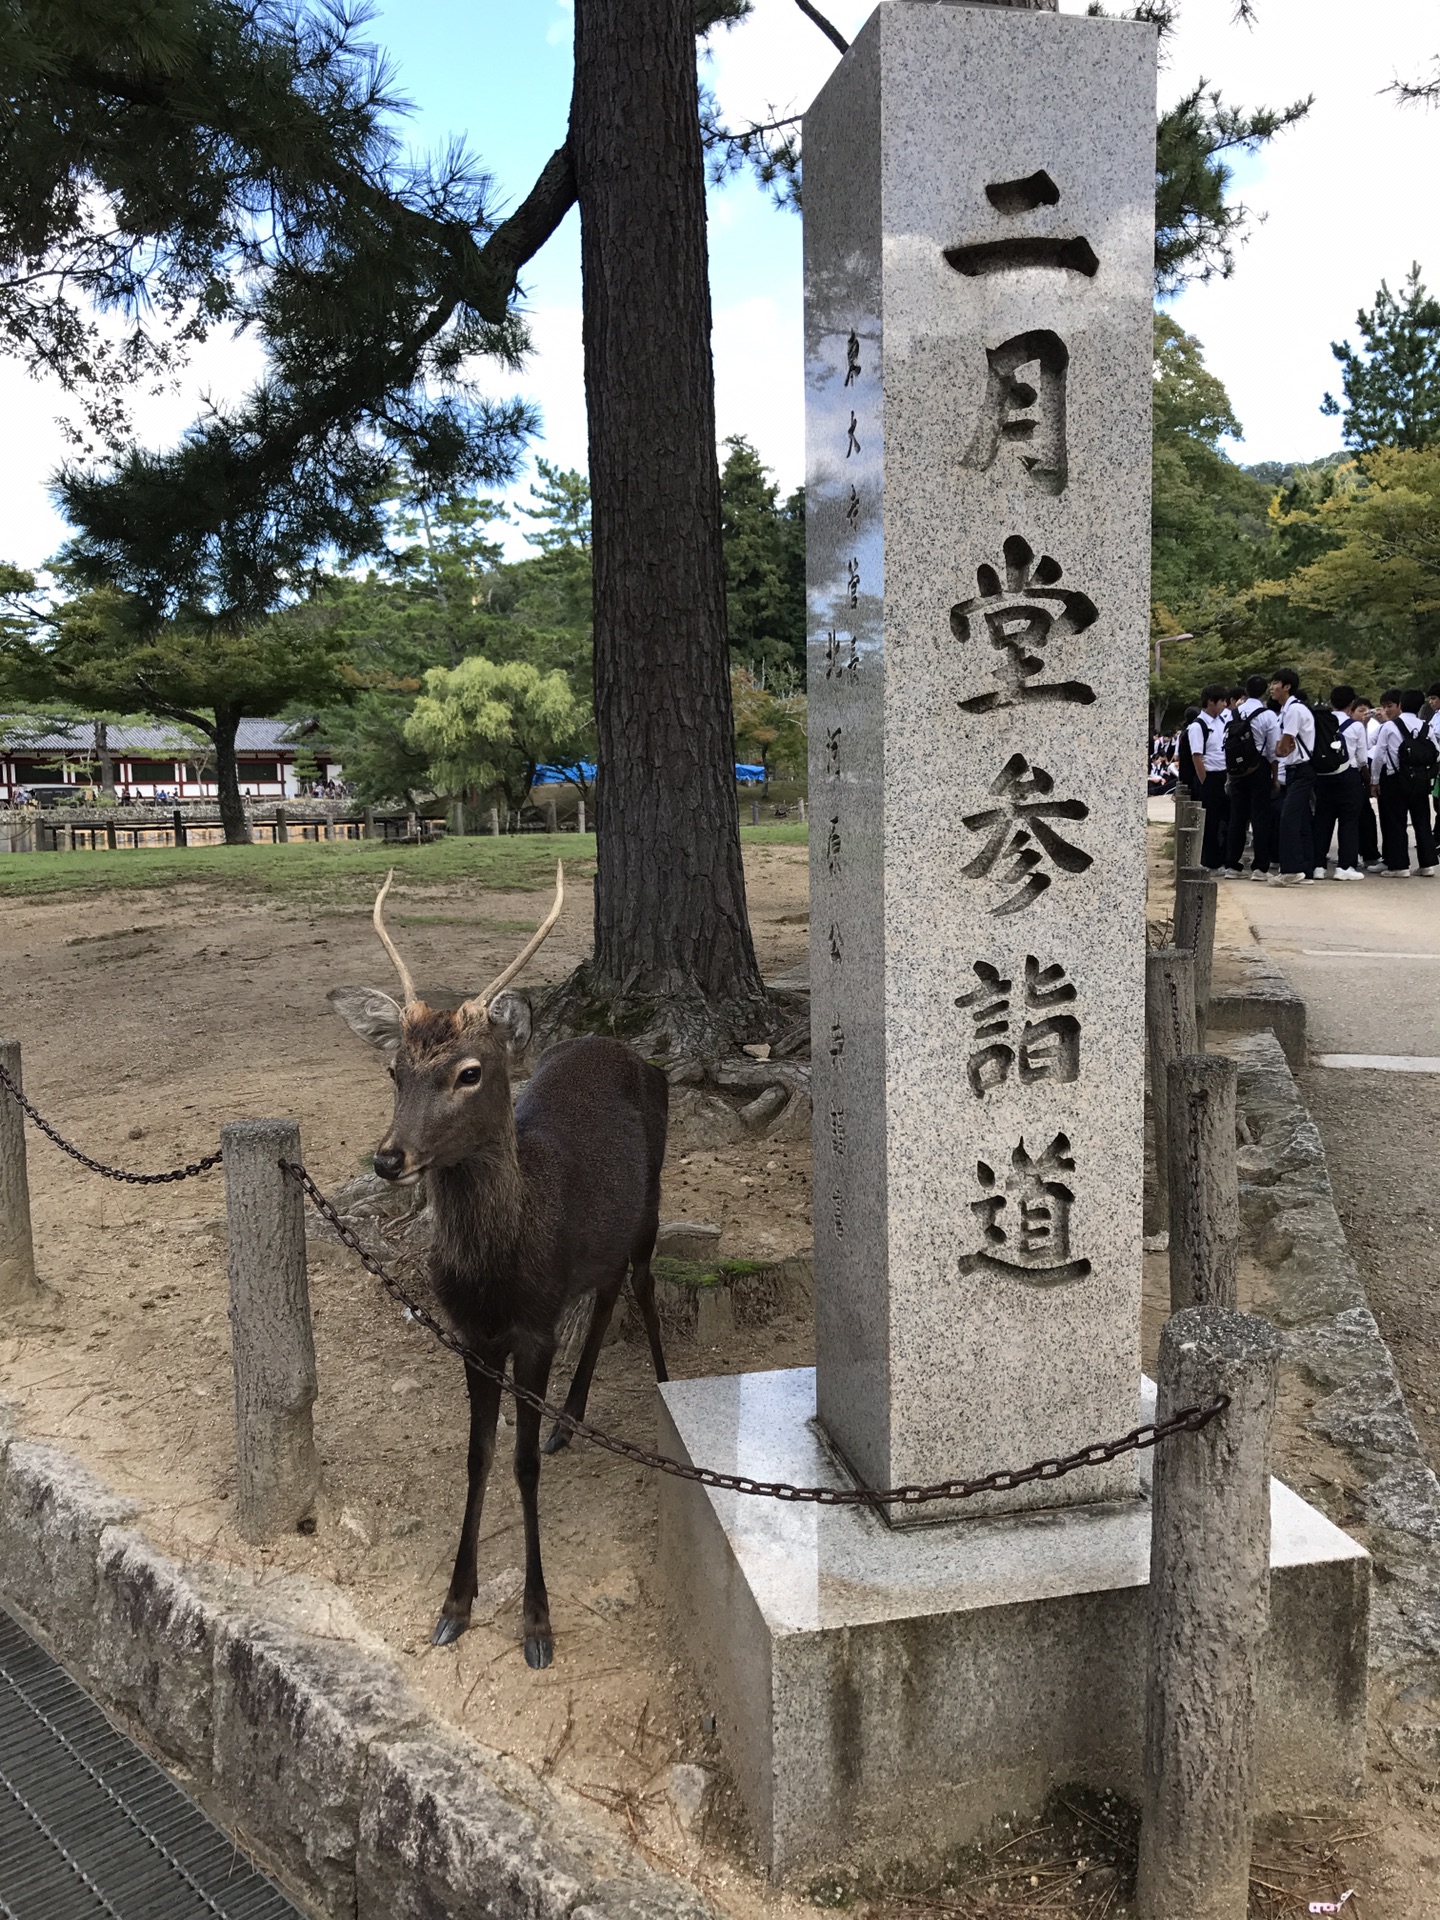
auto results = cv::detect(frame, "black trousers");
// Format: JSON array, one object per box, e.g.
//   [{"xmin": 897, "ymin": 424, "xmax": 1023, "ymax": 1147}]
[
  {"xmin": 1224, "ymin": 768, "xmax": 1274, "ymax": 872},
  {"xmin": 1198, "ymin": 770, "xmax": 1229, "ymax": 868},
  {"xmin": 1311, "ymin": 769, "xmax": 1362, "ymax": 871},
  {"xmin": 1278, "ymin": 768, "xmax": 1317, "ymax": 874},
  {"xmin": 1358, "ymin": 784, "xmax": 1380, "ymax": 864},
  {"xmin": 1378, "ymin": 773, "xmax": 1439, "ymax": 871}
]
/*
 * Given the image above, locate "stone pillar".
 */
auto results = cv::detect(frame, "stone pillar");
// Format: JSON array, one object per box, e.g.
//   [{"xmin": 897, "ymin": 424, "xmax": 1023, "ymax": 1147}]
[
  {"xmin": 1165, "ymin": 1053, "xmax": 1239, "ymax": 1313},
  {"xmin": 545, "ymin": 798, "xmax": 558, "ymax": 834},
  {"xmin": 489, "ymin": 806, "xmax": 500, "ymax": 836},
  {"xmin": 806, "ymin": 0, "xmax": 1154, "ymax": 1508},
  {"xmin": 1174, "ymin": 820, "xmax": 1201, "ymax": 873},
  {"xmin": 0, "ymin": 1038, "xmax": 38, "ymax": 1306},
  {"xmin": 1145, "ymin": 947, "xmax": 1197, "ymax": 1234},
  {"xmin": 449, "ymin": 798, "xmax": 464, "ymax": 838},
  {"xmin": 798, "ymin": 798, "xmax": 806, "ymax": 824},
  {"xmin": 363, "ymin": 805, "xmax": 376, "ymax": 841},
  {"xmin": 1138, "ymin": 1307, "xmax": 1279, "ymax": 1919},
  {"xmin": 577, "ymin": 799, "xmax": 586, "ymax": 835},
  {"xmin": 172, "ymin": 807, "xmax": 186, "ymax": 848},
  {"xmin": 406, "ymin": 810, "xmax": 418, "ymax": 841},
  {"xmin": 274, "ymin": 806, "xmax": 289, "ymax": 844},
  {"xmin": 750, "ymin": 798, "xmax": 760, "ymax": 826},
  {"xmin": 1174, "ymin": 866, "xmax": 1217, "ymax": 1043},
  {"xmin": 222, "ymin": 1119, "xmax": 320, "ymax": 1539}
]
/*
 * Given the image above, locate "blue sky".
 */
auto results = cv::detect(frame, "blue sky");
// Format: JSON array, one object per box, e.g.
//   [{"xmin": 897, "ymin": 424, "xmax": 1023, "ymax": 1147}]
[{"xmin": 1, "ymin": 0, "xmax": 1437, "ymax": 566}]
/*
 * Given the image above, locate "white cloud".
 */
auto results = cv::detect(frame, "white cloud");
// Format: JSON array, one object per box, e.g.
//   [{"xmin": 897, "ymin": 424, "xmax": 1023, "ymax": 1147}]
[{"xmin": 545, "ymin": 0, "xmax": 573, "ymax": 51}]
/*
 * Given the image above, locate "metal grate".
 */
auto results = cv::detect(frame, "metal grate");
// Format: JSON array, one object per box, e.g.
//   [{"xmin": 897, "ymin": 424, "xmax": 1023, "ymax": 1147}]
[{"xmin": 0, "ymin": 1603, "xmax": 303, "ymax": 1920}]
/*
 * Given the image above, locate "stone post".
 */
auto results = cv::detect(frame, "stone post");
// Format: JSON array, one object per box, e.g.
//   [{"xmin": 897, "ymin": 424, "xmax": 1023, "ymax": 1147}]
[
  {"xmin": 489, "ymin": 806, "xmax": 500, "ymax": 836},
  {"xmin": 1174, "ymin": 867, "xmax": 1217, "ymax": 1044},
  {"xmin": 1165, "ymin": 1053, "xmax": 1239, "ymax": 1313},
  {"xmin": 750, "ymin": 798, "xmax": 760, "ymax": 826},
  {"xmin": 274, "ymin": 806, "xmax": 290, "ymax": 844},
  {"xmin": 577, "ymin": 799, "xmax": 586, "ymax": 835},
  {"xmin": 172, "ymin": 807, "xmax": 187, "ymax": 848},
  {"xmin": 105, "ymin": 819, "xmax": 117, "ymax": 851},
  {"xmin": 798, "ymin": 798, "xmax": 806, "ymax": 824},
  {"xmin": 1174, "ymin": 820, "xmax": 1201, "ymax": 874},
  {"xmin": 1137, "ymin": 1306, "xmax": 1279, "ymax": 1920},
  {"xmin": 545, "ymin": 798, "xmax": 558, "ymax": 834},
  {"xmin": 805, "ymin": 0, "xmax": 1154, "ymax": 1510},
  {"xmin": 0, "ymin": 1038, "xmax": 38, "ymax": 1306},
  {"xmin": 449, "ymin": 799, "xmax": 464, "ymax": 838},
  {"xmin": 222, "ymin": 1120, "xmax": 320, "ymax": 1539},
  {"xmin": 1144, "ymin": 947, "xmax": 1197, "ymax": 1235},
  {"xmin": 363, "ymin": 805, "xmax": 376, "ymax": 841},
  {"xmin": 406, "ymin": 810, "xmax": 418, "ymax": 841}
]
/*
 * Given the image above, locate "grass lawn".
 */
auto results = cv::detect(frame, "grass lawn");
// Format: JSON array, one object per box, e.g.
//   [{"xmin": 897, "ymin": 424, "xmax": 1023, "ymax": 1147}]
[{"xmin": 0, "ymin": 822, "xmax": 809, "ymax": 903}]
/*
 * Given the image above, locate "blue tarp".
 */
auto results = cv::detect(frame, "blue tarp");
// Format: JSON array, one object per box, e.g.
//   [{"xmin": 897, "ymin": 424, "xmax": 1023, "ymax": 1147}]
[{"xmin": 532, "ymin": 761, "xmax": 769, "ymax": 785}]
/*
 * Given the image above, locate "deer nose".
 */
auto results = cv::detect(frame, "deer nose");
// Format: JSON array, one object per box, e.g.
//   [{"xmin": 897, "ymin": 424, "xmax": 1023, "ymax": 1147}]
[{"xmin": 373, "ymin": 1146, "xmax": 407, "ymax": 1182}]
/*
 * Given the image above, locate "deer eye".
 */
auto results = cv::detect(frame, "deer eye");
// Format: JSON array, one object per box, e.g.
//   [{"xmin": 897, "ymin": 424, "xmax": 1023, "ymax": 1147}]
[{"xmin": 455, "ymin": 1065, "xmax": 482, "ymax": 1089}]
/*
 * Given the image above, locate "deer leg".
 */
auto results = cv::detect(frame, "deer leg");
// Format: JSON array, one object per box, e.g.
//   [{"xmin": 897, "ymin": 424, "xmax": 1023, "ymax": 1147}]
[
  {"xmin": 513, "ymin": 1343, "xmax": 556, "ymax": 1668},
  {"xmin": 542, "ymin": 1270, "xmax": 626, "ymax": 1455},
  {"xmin": 628, "ymin": 1253, "xmax": 669, "ymax": 1385},
  {"xmin": 432, "ymin": 1355, "xmax": 503, "ymax": 1648}
]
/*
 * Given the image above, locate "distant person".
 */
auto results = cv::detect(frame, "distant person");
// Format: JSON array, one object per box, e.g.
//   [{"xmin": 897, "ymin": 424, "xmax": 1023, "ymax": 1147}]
[
  {"xmin": 1187, "ymin": 685, "xmax": 1231, "ymax": 868},
  {"xmin": 1427, "ymin": 682, "xmax": 1440, "ymax": 838},
  {"xmin": 1372, "ymin": 689, "xmax": 1439, "ymax": 876},
  {"xmin": 1220, "ymin": 673, "xmax": 1279, "ymax": 879},
  {"xmin": 1309, "ymin": 685, "xmax": 1366, "ymax": 879},
  {"xmin": 1269, "ymin": 667, "xmax": 1317, "ymax": 884}
]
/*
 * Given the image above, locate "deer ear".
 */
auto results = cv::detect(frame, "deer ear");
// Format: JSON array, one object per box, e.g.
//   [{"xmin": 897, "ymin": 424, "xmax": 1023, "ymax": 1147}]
[
  {"xmin": 327, "ymin": 986, "xmax": 405, "ymax": 1055},
  {"xmin": 485, "ymin": 990, "xmax": 533, "ymax": 1057}
]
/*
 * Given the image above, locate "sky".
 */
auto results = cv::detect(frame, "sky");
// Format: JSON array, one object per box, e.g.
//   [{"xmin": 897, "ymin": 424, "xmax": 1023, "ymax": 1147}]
[{"xmin": 2, "ymin": 0, "xmax": 1437, "ymax": 568}]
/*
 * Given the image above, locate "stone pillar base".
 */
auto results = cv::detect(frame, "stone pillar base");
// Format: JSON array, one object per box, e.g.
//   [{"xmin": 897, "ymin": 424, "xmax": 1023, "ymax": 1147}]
[{"xmin": 657, "ymin": 1368, "xmax": 1368, "ymax": 1879}]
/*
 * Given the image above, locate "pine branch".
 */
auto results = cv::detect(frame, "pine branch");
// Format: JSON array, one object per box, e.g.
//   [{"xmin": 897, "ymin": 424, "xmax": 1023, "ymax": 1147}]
[{"xmin": 792, "ymin": 0, "xmax": 849, "ymax": 55}]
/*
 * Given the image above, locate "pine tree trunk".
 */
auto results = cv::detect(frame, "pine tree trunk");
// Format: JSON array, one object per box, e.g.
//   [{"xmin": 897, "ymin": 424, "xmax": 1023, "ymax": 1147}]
[
  {"xmin": 212, "ymin": 706, "xmax": 249, "ymax": 845},
  {"xmin": 92, "ymin": 719, "xmax": 115, "ymax": 801},
  {"xmin": 567, "ymin": 0, "xmax": 768, "ymax": 1054}
]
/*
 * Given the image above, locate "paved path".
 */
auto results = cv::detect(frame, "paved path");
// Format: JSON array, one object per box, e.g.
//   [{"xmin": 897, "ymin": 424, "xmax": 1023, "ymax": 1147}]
[{"xmin": 1227, "ymin": 874, "xmax": 1440, "ymax": 1469}]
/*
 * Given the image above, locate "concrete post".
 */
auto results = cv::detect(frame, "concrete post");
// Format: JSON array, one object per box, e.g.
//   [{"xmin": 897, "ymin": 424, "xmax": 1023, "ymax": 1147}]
[
  {"xmin": 1144, "ymin": 948, "xmax": 1197, "ymax": 1236},
  {"xmin": 1174, "ymin": 821, "xmax": 1201, "ymax": 874},
  {"xmin": 1165, "ymin": 1053, "xmax": 1239, "ymax": 1314},
  {"xmin": 545, "ymin": 799, "xmax": 557, "ymax": 835},
  {"xmin": 577, "ymin": 799, "xmax": 586, "ymax": 835},
  {"xmin": 222, "ymin": 1119, "xmax": 320, "ymax": 1540},
  {"xmin": 274, "ymin": 806, "xmax": 289, "ymax": 844},
  {"xmin": 489, "ymin": 806, "xmax": 500, "ymax": 837},
  {"xmin": 1174, "ymin": 866, "xmax": 1217, "ymax": 1045},
  {"xmin": 363, "ymin": 805, "xmax": 376, "ymax": 841},
  {"xmin": 449, "ymin": 799, "xmax": 464, "ymax": 838},
  {"xmin": 1174, "ymin": 788, "xmax": 1197, "ymax": 833},
  {"xmin": 1137, "ymin": 1306, "xmax": 1280, "ymax": 1920},
  {"xmin": 105, "ymin": 819, "xmax": 117, "ymax": 851},
  {"xmin": 0, "ymin": 1038, "xmax": 38, "ymax": 1306},
  {"xmin": 750, "ymin": 798, "xmax": 760, "ymax": 826},
  {"xmin": 798, "ymin": 798, "xmax": 806, "ymax": 824},
  {"xmin": 405, "ymin": 811, "xmax": 418, "ymax": 842}
]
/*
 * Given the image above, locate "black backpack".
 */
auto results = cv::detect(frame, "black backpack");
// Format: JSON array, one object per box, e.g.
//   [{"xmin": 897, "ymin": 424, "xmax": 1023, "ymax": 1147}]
[
  {"xmin": 1224, "ymin": 709, "xmax": 1266, "ymax": 778},
  {"xmin": 1397, "ymin": 719, "xmax": 1440, "ymax": 798},
  {"xmin": 1310, "ymin": 706, "xmax": 1348, "ymax": 777}
]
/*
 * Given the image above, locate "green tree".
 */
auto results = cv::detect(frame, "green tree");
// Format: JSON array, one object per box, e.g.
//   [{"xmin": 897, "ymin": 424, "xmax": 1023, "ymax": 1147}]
[
  {"xmin": 404, "ymin": 656, "xmax": 589, "ymax": 814},
  {"xmin": 1150, "ymin": 316, "xmax": 1272, "ymax": 639},
  {"xmin": 719, "ymin": 437, "xmax": 805, "ymax": 682},
  {"xmin": 519, "ymin": 461, "xmax": 591, "ymax": 554},
  {"xmin": 731, "ymin": 667, "xmax": 805, "ymax": 792},
  {"xmin": 1280, "ymin": 446, "xmax": 1440, "ymax": 686},
  {"xmin": 1322, "ymin": 266, "xmax": 1440, "ymax": 454},
  {"xmin": 0, "ymin": 587, "xmax": 350, "ymax": 839}
]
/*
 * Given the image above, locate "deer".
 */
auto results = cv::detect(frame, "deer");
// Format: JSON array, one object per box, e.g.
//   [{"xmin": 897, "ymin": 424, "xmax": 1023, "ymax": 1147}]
[{"xmin": 327, "ymin": 862, "xmax": 670, "ymax": 1667}]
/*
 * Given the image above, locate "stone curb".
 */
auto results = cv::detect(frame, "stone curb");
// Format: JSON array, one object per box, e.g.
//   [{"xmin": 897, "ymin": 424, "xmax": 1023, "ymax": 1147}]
[
  {"xmin": 0, "ymin": 1398, "xmax": 718, "ymax": 1920},
  {"xmin": 1209, "ymin": 944, "xmax": 1308, "ymax": 1075},
  {"xmin": 1220, "ymin": 1028, "xmax": 1440, "ymax": 1670}
]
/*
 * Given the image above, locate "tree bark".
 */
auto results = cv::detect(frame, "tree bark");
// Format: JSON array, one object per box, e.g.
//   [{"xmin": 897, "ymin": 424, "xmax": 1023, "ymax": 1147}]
[
  {"xmin": 92, "ymin": 718, "xmax": 115, "ymax": 801},
  {"xmin": 211, "ymin": 704, "xmax": 249, "ymax": 845},
  {"xmin": 568, "ymin": 0, "xmax": 768, "ymax": 1055}
]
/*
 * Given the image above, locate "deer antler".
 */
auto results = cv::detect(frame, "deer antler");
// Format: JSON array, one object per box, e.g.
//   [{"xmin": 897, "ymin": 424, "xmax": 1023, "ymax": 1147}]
[
  {"xmin": 372, "ymin": 869, "xmax": 419, "ymax": 1008},
  {"xmin": 463, "ymin": 862, "xmax": 565, "ymax": 1020}
]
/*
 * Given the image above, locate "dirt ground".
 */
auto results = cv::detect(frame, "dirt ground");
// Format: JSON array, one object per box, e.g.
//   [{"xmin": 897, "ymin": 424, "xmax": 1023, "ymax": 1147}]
[{"xmin": 0, "ymin": 836, "xmax": 1436, "ymax": 1917}]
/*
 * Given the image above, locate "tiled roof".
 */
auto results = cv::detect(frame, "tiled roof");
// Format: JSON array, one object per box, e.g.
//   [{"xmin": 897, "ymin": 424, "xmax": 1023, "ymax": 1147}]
[{"xmin": 0, "ymin": 718, "xmax": 307, "ymax": 754}]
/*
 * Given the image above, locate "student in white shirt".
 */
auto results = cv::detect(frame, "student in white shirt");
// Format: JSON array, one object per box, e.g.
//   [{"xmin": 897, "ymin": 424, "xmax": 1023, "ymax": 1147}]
[
  {"xmin": 1427, "ymin": 682, "xmax": 1440, "ymax": 843},
  {"xmin": 1372, "ymin": 689, "xmax": 1438, "ymax": 875},
  {"xmin": 1187, "ymin": 685, "xmax": 1231, "ymax": 870},
  {"xmin": 1268, "ymin": 668, "xmax": 1317, "ymax": 883},
  {"xmin": 1221, "ymin": 673, "xmax": 1280, "ymax": 878},
  {"xmin": 1310, "ymin": 685, "xmax": 1368, "ymax": 879}
]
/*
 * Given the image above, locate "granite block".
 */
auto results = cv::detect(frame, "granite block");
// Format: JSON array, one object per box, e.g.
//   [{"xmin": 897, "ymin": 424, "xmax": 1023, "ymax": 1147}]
[
  {"xmin": 659, "ymin": 1369, "xmax": 1369, "ymax": 1875},
  {"xmin": 804, "ymin": 0, "xmax": 1157, "ymax": 1512},
  {"xmin": 0, "ymin": 1439, "xmax": 137, "ymax": 1662},
  {"xmin": 91, "ymin": 1527, "xmax": 219, "ymax": 1781}
]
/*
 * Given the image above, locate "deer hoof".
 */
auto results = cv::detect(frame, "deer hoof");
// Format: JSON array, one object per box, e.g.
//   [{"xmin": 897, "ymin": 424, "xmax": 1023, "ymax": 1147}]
[
  {"xmin": 541, "ymin": 1426, "xmax": 572, "ymax": 1456},
  {"xmin": 431, "ymin": 1611, "xmax": 469, "ymax": 1647},
  {"xmin": 524, "ymin": 1629, "xmax": 554, "ymax": 1669}
]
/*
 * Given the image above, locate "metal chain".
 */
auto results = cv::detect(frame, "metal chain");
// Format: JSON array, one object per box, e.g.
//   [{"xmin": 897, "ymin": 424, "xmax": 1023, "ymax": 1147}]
[
  {"xmin": 283, "ymin": 1161, "xmax": 1228, "ymax": 1508},
  {"xmin": 0, "ymin": 1061, "xmax": 221, "ymax": 1185}
]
